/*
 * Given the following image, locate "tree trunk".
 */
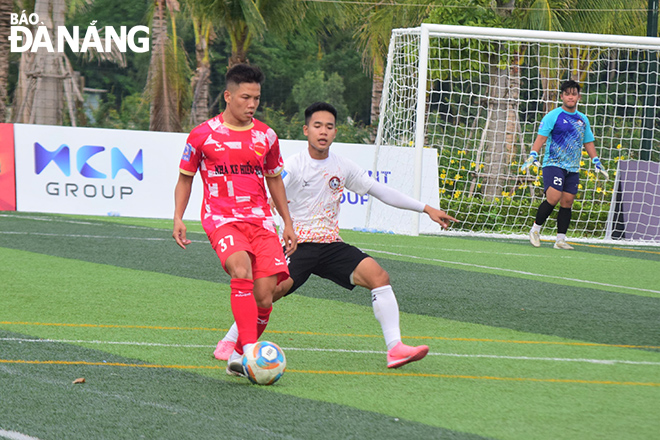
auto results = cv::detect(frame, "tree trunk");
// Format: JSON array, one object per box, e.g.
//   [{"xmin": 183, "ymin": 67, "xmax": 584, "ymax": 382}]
[
  {"xmin": 0, "ymin": 0, "xmax": 12, "ymax": 122},
  {"xmin": 370, "ymin": 71, "xmax": 383, "ymax": 126},
  {"xmin": 483, "ymin": 56, "xmax": 509, "ymax": 202},
  {"xmin": 505, "ymin": 54, "xmax": 521, "ymax": 163},
  {"xmin": 148, "ymin": 0, "xmax": 181, "ymax": 132},
  {"xmin": 190, "ymin": 19, "xmax": 211, "ymax": 125},
  {"xmin": 12, "ymin": 0, "xmax": 76, "ymax": 126},
  {"xmin": 229, "ymin": 26, "xmax": 249, "ymax": 67}
]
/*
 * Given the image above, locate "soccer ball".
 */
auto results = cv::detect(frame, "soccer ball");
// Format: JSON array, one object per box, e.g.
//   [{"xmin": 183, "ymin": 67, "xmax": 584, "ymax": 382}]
[{"xmin": 242, "ymin": 341, "xmax": 286, "ymax": 385}]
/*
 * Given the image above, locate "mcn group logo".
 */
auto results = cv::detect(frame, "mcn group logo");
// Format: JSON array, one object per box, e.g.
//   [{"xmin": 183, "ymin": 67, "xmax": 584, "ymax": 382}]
[
  {"xmin": 34, "ymin": 142, "xmax": 143, "ymax": 200},
  {"xmin": 35, "ymin": 143, "xmax": 143, "ymax": 180}
]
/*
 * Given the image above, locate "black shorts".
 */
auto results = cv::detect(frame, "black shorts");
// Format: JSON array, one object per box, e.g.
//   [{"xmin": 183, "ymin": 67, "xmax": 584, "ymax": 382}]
[{"xmin": 285, "ymin": 242, "xmax": 370, "ymax": 295}]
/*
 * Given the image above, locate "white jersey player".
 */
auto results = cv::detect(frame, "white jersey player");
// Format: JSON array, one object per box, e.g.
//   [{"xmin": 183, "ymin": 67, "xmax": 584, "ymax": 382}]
[{"xmin": 215, "ymin": 102, "xmax": 457, "ymax": 369}]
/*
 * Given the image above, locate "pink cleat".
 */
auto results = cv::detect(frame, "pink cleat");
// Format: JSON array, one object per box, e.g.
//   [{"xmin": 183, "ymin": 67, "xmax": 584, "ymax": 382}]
[
  {"xmin": 214, "ymin": 340, "xmax": 236, "ymax": 361},
  {"xmin": 387, "ymin": 342, "xmax": 429, "ymax": 368}
]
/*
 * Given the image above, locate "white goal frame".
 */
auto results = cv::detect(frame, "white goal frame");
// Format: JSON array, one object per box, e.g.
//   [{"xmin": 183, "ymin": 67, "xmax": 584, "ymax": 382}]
[{"xmin": 374, "ymin": 24, "xmax": 660, "ymax": 244}]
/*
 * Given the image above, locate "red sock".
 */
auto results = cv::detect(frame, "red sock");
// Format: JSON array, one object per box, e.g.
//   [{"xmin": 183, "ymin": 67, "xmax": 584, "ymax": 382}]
[
  {"xmin": 257, "ymin": 306, "xmax": 272, "ymax": 339},
  {"xmin": 230, "ymin": 278, "xmax": 256, "ymax": 355}
]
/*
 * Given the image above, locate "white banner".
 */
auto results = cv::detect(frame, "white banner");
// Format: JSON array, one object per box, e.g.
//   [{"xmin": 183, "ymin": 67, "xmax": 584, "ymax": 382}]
[
  {"xmin": 14, "ymin": 124, "xmax": 200, "ymax": 220},
  {"xmin": 13, "ymin": 124, "xmax": 439, "ymax": 233}
]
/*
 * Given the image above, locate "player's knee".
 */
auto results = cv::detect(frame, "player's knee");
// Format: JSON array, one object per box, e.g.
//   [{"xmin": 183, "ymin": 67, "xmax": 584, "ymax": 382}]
[
  {"xmin": 364, "ymin": 268, "xmax": 390, "ymax": 289},
  {"xmin": 228, "ymin": 267, "xmax": 251, "ymax": 279},
  {"xmin": 374, "ymin": 270, "xmax": 390, "ymax": 287}
]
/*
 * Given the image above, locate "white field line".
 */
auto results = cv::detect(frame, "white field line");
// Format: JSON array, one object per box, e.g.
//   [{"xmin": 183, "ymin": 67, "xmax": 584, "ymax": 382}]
[
  {"xmin": 2, "ymin": 228, "xmax": 657, "ymax": 293},
  {"xmin": 0, "ymin": 214, "xmax": 167, "ymax": 231},
  {"xmin": 0, "ymin": 430, "xmax": 41, "ymax": 440},
  {"xmin": 361, "ymin": 248, "xmax": 660, "ymax": 295},
  {"xmin": 353, "ymin": 241, "xmax": 591, "ymax": 260},
  {"xmin": 0, "ymin": 230, "xmax": 208, "ymax": 244},
  {"xmin": 3, "ymin": 338, "xmax": 658, "ymax": 366}
]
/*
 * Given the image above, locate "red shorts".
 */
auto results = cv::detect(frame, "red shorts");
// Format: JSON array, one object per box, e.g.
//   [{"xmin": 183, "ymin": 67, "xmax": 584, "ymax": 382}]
[{"xmin": 209, "ymin": 222, "xmax": 289, "ymax": 283}]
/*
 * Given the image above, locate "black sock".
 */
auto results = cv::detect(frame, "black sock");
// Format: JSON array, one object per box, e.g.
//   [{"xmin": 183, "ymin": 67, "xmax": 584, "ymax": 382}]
[
  {"xmin": 557, "ymin": 207, "xmax": 572, "ymax": 234},
  {"xmin": 535, "ymin": 200, "xmax": 555, "ymax": 226}
]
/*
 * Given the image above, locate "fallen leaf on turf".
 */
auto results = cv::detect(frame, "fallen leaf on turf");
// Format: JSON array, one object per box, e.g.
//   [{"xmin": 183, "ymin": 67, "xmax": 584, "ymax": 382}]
[{"xmin": 72, "ymin": 378, "xmax": 85, "ymax": 384}]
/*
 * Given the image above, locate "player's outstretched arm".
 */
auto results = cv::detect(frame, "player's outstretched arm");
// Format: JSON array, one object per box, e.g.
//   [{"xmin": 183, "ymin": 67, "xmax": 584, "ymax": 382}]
[
  {"xmin": 173, "ymin": 173, "xmax": 194, "ymax": 249},
  {"xmin": 366, "ymin": 181, "xmax": 457, "ymax": 229},
  {"xmin": 266, "ymin": 174, "xmax": 298, "ymax": 256},
  {"xmin": 423, "ymin": 205, "xmax": 458, "ymax": 229}
]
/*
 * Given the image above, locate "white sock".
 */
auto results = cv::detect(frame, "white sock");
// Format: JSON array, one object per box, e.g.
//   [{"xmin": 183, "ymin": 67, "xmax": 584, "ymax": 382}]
[
  {"xmin": 531, "ymin": 223, "xmax": 542, "ymax": 233},
  {"xmin": 228, "ymin": 350, "xmax": 241, "ymax": 363},
  {"xmin": 223, "ymin": 322, "xmax": 239, "ymax": 343},
  {"xmin": 557, "ymin": 233, "xmax": 567, "ymax": 241},
  {"xmin": 371, "ymin": 285, "xmax": 401, "ymax": 350}
]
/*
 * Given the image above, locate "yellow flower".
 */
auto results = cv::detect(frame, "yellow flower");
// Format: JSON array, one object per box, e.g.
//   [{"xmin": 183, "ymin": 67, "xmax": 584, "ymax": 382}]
[
  {"xmin": 477, "ymin": 184, "xmax": 482, "ymax": 189},
  {"xmin": 440, "ymin": 173, "xmax": 446, "ymax": 179},
  {"xmin": 439, "ymin": 188, "xmax": 446, "ymax": 194},
  {"xmin": 582, "ymin": 150, "xmax": 588, "ymax": 156},
  {"xmin": 580, "ymin": 161, "xmax": 585, "ymax": 166},
  {"xmin": 578, "ymin": 184, "xmax": 583, "ymax": 189},
  {"xmin": 479, "ymin": 164, "xmax": 485, "ymax": 170},
  {"xmin": 596, "ymin": 187, "xmax": 602, "ymax": 193},
  {"xmin": 470, "ymin": 162, "xmax": 476, "ymax": 168},
  {"xmin": 461, "ymin": 166, "xmax": 466, "ymax": 170},
  {"xmin": 454, "ymin": 174, "xmax": 462, "ymax": 180},
  {"xmin": 409, "ymin": 141, "xmax": 414, "ymax": 147},
  {"xmin": 617, "ymin": 144, "xmax": 622, "ymax": 149},
  {"xmin": 458, "ymin": 150, "xmax": 466, "ymax": 155},
  {"xmin": 448, "ymin": 180, "xmax": 454, "ymax": 186},
  {"xmin": 450, "ymin": 159, "xmax": 455, "ymax": 164},
  {"xmin": 533, "ymin": 180, "xmax": 541, "ymax": 187},
  {"xmin": 501, "ymin": 191, "xmax": 510, "ymax": 197},
  {"xmin": 453, "ymin": 191, "xmax": 461, "ymax": 199},
  {"xmin": 494, "ymin": 198, "xmax": 500, "ymax": 203}
]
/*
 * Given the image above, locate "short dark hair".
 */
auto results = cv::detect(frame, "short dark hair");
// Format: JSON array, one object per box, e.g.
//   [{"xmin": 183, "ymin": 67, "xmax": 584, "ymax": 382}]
[
  {"xmin": 225, "ymin": 64, "xmax": 264, "ymax": 88},
  {"xmin": 304, "ymin": 102, "xmax": 337, "ymax": 125},
  {"xmin": 560, "ymin": 79, "xmax": 581, "ymax": 94}
]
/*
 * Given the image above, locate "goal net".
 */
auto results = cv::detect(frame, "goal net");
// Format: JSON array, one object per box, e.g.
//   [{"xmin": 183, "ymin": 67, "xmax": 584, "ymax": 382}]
[{"xmin": 374, "ymin": 24, "xmax": 660, "ymax": 244}]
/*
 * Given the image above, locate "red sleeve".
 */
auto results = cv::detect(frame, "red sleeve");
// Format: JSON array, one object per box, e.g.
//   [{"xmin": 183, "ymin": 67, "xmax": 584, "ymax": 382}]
[
  {"xmin": 263, "ymin": 128, "xmax": 284, "ymax": 177},
  {"xmin": 179, "ymin": 126, "xmax": 205, "ymax": 176}
]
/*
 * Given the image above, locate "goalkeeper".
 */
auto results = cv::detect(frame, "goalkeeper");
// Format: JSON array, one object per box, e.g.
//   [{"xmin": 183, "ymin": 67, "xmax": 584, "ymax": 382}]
[
  {"xmin": 520, "ymin": 80, "xmax": 607, "ymax": 250},
  {"xmin": 217, "ymin": 101, "xmax": 457, "ymax": 370}
]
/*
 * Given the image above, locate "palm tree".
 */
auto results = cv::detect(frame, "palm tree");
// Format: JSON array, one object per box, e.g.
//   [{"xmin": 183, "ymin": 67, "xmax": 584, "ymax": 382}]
[
  {"xmin": 518, "ymin": 0, "xmax": 647, "ymax": 110},
  {"xmin": 146, "ymin": 0, "xmax": 190, "ymax": 132},
  {"xmin": 200, "ymin": 0, "xmax": 329, "ymax": 67},
  {"xmin": 183, "ymin": 0, "xmax": 215, "ymax": 125},
  {"xmin": 352, "ymin": 1, "xmax": 433, "ymax": 126},
  {"xmin": 11, "ymin": 0, "xmax": 124, "ymax": 126},
  {"xmin": 0, "ymin": 0, "xmax": 12, "ymax": 122}
]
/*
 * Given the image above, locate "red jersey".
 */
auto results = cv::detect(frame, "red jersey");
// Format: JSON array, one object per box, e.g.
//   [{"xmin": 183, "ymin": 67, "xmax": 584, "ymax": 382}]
[{"xmin": 179, "ymin": 114, "xmax": 284, "ymax": 236}]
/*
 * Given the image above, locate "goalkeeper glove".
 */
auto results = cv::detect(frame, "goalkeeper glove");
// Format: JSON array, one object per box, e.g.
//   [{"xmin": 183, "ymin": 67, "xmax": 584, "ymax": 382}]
[
  {"xmin": 593, "ymin": 156, "xmax": 609, "ymax": 181},
  {"xmin": 520, "ymin": 151, "xmax": 540, "ymax": 172}
]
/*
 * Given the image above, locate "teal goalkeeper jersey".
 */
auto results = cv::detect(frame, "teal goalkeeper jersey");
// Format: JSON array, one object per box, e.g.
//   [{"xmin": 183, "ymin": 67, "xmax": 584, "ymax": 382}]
[{"xmin": 538, "ymin": 107, "xmax": 594, "ymax": 172}]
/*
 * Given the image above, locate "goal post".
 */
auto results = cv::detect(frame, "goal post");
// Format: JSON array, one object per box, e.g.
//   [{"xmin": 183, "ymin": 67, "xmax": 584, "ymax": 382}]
[{"xmin": 373, "ymin": 23, "xmax": 660, "ymax": 244}]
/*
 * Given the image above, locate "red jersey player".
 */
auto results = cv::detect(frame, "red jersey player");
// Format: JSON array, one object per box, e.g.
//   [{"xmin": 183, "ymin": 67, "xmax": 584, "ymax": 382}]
[{"xmin": 172, "ymin": 64, "xmax": 297, "ymax": 377}]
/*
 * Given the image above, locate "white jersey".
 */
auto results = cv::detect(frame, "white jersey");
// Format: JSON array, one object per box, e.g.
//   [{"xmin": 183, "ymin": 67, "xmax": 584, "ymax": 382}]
[{"xmin": 283, "ymin": 149, "xmax": 375, "ymax": 243}]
